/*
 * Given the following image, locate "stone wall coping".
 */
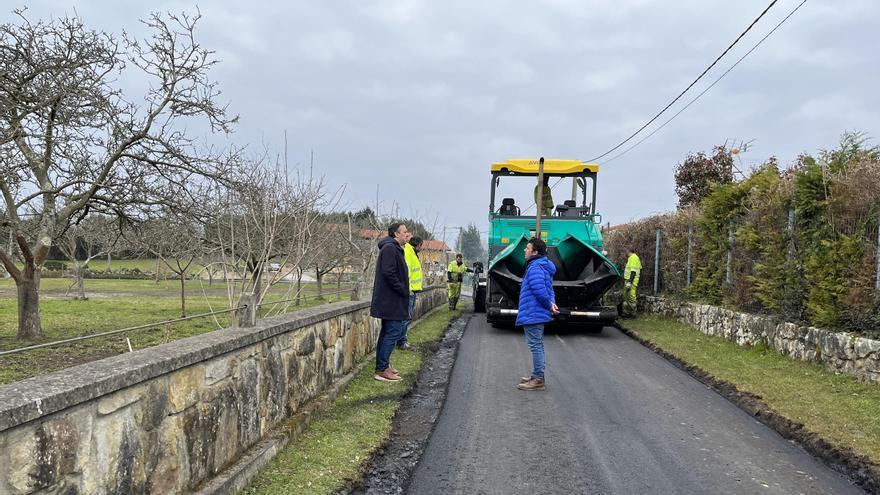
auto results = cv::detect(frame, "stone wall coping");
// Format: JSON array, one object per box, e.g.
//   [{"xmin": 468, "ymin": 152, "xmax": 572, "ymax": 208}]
[{"xmin": 0, "ymin": 299, "xmax": 373, "ymax": 433}]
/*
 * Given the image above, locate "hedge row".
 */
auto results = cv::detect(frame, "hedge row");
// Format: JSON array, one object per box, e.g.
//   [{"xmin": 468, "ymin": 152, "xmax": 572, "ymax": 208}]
[{"xmin": 606, "ymin": 134, "xmax": 880, "ymax": 338}]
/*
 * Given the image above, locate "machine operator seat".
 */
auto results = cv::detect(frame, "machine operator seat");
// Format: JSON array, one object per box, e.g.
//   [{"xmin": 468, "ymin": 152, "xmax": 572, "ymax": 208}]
[
  {"xmin": 556, "ymin": 200, "xmax": 590, "ymax": 217},
  {"xmin": 499, "ymin": 198, "xmax": 520, "ymax": 216}
]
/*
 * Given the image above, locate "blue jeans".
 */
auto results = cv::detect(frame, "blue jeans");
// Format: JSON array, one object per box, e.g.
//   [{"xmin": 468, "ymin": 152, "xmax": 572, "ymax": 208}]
[
  {"xmin": 524, "ymin": 324, "xmax": 545, "ymax": 380},
  {"xmin": 397, "ymin": 293, "xmax": 418, "ymax": 347},
  {"xmin": 376, "ymin": 319, "xmax": 406, "ymax": 372}
]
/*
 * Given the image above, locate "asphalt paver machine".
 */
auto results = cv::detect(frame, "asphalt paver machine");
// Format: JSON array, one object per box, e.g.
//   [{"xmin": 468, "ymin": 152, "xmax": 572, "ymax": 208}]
[{"xmin": 473, "ymin": 158, "xmax": 620, "ymax": 326}]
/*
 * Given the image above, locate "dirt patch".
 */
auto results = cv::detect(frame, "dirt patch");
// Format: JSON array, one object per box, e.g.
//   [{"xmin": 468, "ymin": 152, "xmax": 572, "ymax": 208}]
[
  {"xmin": 616, "ymin": 322, "xmax": 880, "ymax": 494},
  {"xmin": 348, "ymin": 314, "xmax": 471, "ymax": 495}
]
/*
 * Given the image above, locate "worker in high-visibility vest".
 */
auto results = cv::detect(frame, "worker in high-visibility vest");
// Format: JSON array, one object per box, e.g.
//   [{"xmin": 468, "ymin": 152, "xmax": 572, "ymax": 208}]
[
  {"xmin": 397, "ymin": 236, "xmax": 424, "ymax": 351},
  {"xmin": 534, "ymin": 175, "xmax": 554, "ymax": 217},
  {"xmin": 447, "ymin": 253, "xmax": 470, "ymax": 310},
  {"xmin": 623, "ymin": 248, "xmax": 642, "ymax": 317}
]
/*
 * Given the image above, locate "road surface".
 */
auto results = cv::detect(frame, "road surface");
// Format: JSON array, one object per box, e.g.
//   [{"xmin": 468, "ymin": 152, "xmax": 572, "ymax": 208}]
[{"xmin": 408, "ymin": 317, "xmax": 862, "ymax": 494}]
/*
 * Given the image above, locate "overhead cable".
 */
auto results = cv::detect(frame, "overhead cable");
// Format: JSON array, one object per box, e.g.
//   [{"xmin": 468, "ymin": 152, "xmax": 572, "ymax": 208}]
[
  {"xmin": 585, "ymin": 0, "xmax": 780, "ymax": 162},
  {"xmin": 603, "ymin": 0, "xmax": 808, "ymax": 165}
]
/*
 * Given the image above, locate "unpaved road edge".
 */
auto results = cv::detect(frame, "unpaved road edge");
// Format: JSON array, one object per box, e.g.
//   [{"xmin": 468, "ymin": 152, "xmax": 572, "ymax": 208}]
[{"xmin": 348, "ymin": 313, "xmax": 472, "ymax": 494}]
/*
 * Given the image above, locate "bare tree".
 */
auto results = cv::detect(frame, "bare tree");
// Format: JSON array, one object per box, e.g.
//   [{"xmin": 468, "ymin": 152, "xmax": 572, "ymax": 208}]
[
  {"xmin": 311, "ymin": 222, "xmax": 354, "ymax": 300},
  {"xmin": 343, "ymin": 216, "xmax": 379, "ymax": 301},
  {"xmin": 207, "ymin": 155, "xmax": 343, "ymax": 319},
  {"xmin": 129, "ymin": 214, "xmax": 203, "ymax": 317},
  {"xmin": 0, "ymin": 10, "xmax": 240, "ymax": 338},
  {"xmin": 56, "ymin": 214, "xmax": 120, "ymax": 299}
]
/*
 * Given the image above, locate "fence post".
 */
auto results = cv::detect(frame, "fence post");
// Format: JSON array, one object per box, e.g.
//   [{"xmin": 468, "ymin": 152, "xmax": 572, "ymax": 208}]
[
  {"xmin": 654, "ymin": 228, "xmax": 661, "ymax": 296},
  {"xmin": 725, "ymin": 220, "xmax": 734, "ymax": 286},
  {"xmin": 238, "ymin": 293, "xmax": 257, "ymax": 328},
  {"xmin": 875, "ymin": 220, "xmax": 880, "ymax": 292},
  {"xmin": 686, "ymin": 225, "xmax": 693, "ymax": 286}
]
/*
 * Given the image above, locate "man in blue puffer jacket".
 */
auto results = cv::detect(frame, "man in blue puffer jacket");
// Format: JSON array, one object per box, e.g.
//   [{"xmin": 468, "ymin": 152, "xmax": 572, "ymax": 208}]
[{"xmin": 516, "ymin": 237, "xmax": 558, "ymax": 391}]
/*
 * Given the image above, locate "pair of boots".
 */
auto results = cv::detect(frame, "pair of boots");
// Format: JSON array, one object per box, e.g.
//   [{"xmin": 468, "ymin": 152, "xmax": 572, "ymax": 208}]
[
  {"xmin": 448, "ymin": 296, "xmax": 459, "ymax": 310},
  {"xmin": 517, "ymin": 376, "xmax": 545, "ymax": 391}
]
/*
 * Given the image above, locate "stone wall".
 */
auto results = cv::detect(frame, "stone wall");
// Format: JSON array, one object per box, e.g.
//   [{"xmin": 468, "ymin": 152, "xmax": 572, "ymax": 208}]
[
  {"xmin": 0, "ymin": 287, "xmax": 446, "ymax": 495},
  {"xmin": 641, "ymin": 296, "xmax": 880, "ymax": 385}
]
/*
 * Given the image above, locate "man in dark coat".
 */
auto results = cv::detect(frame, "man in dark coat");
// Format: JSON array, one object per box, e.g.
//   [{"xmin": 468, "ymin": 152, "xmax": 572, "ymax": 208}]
[{"xmin": 371, "ymin": 222, "xmax": 410, "ymax": 382}]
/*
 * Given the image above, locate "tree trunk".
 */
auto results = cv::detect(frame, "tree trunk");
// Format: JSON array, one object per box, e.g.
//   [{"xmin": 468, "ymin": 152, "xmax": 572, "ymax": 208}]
[
  {"xmin": 155, "ymin": 258, "xmax": 161, "ymax": 284},
  {"xmin": 251, "ymin": 262, "xmax": 263, "ymax": 297},
  {"xmin": 336, "ymin": 274, "xmax": 342, "ymax": 301},
  {"xmin": 179, "ymin": 274, "xmax": 187, "ymax": 317},
  {"xmin": 16, "ymin": 269, "xmax": 42, "ymax": 340},
  {"xmin": 106, "ymin": 252, "xmax": 111, "ymax": 272},
  {"xmin": 316, "ymin": 270, "xmax": 324, "ymax": 299},
  {"xmin": 296, "ymin": 271, "xmax": 303, "ymax": 306},
  {"xmin": 75, "ymin": 263, "xmax": 86, "ymax": 300}
]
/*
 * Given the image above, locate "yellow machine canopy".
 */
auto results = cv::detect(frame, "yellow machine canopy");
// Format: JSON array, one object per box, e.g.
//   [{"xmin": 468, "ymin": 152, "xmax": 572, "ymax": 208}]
[{"xmin": 490, "ymin": 159, "xmax": 599, "ymax": 176}]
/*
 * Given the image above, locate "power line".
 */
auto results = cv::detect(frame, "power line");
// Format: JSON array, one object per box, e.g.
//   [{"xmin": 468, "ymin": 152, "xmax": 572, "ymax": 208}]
[
  {"xmin": 585, "ymin": 0, "xmax": 780, "ymax": 163},
  {"xmin": 602, "ymin": 0, "xmax": 808, "ymax": 165}
]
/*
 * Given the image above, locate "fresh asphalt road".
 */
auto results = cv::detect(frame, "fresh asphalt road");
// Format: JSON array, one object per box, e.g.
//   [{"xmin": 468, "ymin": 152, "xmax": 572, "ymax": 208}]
[{"xmin": 408, "ymin": 316, "xmax": 862, "ymax": 495}]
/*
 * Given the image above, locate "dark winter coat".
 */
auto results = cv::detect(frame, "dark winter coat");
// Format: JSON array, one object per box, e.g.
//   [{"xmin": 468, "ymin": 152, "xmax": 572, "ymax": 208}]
[
  {"xmin": 370, "ymin": 236, "xmax": 410, "ymax": 320},
  {"xmin": 516, "ymin": 255, "xmax": 557, "ymax": 326}
]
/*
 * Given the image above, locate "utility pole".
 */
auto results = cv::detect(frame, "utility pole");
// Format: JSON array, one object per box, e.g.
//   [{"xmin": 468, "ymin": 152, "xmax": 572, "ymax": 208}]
[
  {"xmin": 457, "ymin": 226, "xmax": 464, "ymax": 256},
  {"xmin": 535, "ymin": 157, "xmax": 545, "ymax": 236},
  {"xmin": 441, "ymin": 226, "xmax": 448, "ymax": 266}
]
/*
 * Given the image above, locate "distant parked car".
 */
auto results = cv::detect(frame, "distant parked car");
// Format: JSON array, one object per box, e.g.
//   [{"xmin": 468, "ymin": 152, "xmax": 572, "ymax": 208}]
[{"xmin": 268, "ymin": 262, "xmax": 281, "ymax": 272}]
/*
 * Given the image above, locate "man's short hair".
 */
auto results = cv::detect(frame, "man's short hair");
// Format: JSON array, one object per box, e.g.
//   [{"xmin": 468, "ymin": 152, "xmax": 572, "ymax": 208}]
[
  {"xmin": 387, "ymin": 222, "xmax": 404, "ymax": 238},
  {"xmin": 528, "ymin": 237, "xmax": 547, "ymax": 255},
  {"xmin": 410, "ymin": 236, "xmax": 423, "ymax": 248},
  {"xmin": 456, "ymin": 253, "xmax": 463, "ymax": 258}
]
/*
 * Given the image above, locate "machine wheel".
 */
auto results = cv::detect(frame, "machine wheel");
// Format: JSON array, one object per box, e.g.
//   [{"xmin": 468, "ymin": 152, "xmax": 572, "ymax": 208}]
[{"xmin": 474, "ymin": 287, "xmax": 487, "ymax": 313}]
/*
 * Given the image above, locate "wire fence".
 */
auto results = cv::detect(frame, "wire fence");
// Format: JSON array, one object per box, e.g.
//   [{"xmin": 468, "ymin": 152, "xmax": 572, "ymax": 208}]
[
  {"xmin": 606, "ymin": 211, "xmax": 880, "ymax": 338},
  {"xmin": 0, "ymin": 288, "xmax": 359, "ymax": 358}
]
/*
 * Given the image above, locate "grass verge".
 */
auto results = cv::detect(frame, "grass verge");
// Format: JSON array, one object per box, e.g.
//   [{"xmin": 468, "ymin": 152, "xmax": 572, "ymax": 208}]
[
  {"xmin": 241, "ymin": 307, "xmax": 461, "ymax": 495},
  {"xmin": 625, "ymin": 314, "xmax": 880, "ymax": 463}
]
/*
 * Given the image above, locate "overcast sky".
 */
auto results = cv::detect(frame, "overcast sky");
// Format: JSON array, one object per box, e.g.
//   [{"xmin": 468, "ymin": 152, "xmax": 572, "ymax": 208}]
[{"xmin": 7, "ymin": 0, "xmax": 879, "ymax": 244}]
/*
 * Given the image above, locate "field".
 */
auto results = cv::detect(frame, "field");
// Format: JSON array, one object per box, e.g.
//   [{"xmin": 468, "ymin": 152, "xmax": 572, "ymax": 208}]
[{"xmin": 0, "ymin": 276, "xmax": 353, "ymax": 385}]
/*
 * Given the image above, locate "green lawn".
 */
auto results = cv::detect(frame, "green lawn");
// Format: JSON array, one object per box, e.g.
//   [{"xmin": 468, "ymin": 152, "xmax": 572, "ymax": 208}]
[
  {"xmin": 242, "ymin": 307, "xmax": 459, "ymax": 495},
  {"xmin": 626, "ymin": 315, "xmax": 880, "ymax": 462},
  {"xmin": 10, "ymin": 258, "xmax": 200, "ymax": 273},
  {"xmin": 0, "ymin": 278, "xmax": 354, "ymax": 385}
]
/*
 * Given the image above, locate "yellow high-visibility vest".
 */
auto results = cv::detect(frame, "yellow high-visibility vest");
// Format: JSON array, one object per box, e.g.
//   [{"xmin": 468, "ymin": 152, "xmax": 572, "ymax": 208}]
[
  {"xmin": 624, "ymin": 253, "xmax": 642, "ymax": 284},
  {"xmin": 404, "ymin": 243, "xmax": 423, "ymax": 291},
  {"xmin": 447, "ymin": 260, "xmax": 468, "ymax": 283},
  {"xmin": 534, "ymin": 184, "xmax": 554, "ymax": 215}
]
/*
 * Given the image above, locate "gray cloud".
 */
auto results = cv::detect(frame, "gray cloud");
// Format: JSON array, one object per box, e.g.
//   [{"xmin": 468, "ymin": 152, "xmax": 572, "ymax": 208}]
[{"xmin": 7, "ymin": 0, "xmax": 878, "ymax": 240}]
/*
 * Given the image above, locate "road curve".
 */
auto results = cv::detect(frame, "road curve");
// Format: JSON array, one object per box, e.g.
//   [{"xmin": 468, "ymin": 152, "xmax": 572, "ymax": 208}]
[{"xmin": 407, "ymin": 316, "xmax": 862, "ymax": 494}]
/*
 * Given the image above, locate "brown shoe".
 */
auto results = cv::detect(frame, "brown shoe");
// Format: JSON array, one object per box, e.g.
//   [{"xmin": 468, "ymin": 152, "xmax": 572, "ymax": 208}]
[
  {"xmin": 388, "ymin": 367, "xmax": 401, "ymax": 376},
  {"xmin": 517, "ymin": 378, "xmax": 545, "ymax": 391},
  {"xmin": 520, "ymin": 376, "xmax": 531, "ymax": 384},
  {"xmin": 374, "ymin": 369, "xmax": 402, "ymax": 382}
]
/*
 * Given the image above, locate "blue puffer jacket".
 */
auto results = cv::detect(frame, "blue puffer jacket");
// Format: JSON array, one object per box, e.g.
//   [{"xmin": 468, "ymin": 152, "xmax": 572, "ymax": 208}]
[{"xmin": 516, "ymin": 255, "xmax": 557, "ymax": 326}]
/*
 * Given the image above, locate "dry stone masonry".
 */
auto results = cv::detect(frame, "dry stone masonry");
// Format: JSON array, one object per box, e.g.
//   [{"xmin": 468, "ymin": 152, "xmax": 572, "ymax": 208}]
[
  {"xmin": 0, "ymin": 287, "xmax": 446, "ymax": 495},
  {"xmin": 641, "ymin": 296, "xmax": 880, "ymax": 385}
]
